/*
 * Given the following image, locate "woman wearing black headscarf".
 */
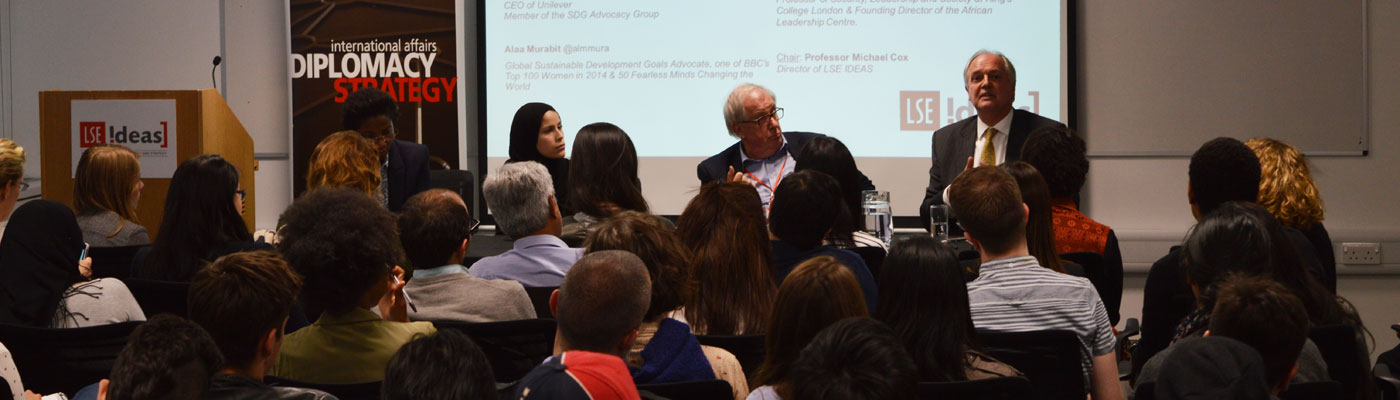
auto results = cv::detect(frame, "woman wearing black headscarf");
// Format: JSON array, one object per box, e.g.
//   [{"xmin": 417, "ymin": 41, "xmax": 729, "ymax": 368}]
[
  {"xmin": 0, "ymin": 200, "xmax": 144, "ymax": 328},
  {"xmin": 507, "ymin": 102, "xmax": 572, "ymax": 214}
]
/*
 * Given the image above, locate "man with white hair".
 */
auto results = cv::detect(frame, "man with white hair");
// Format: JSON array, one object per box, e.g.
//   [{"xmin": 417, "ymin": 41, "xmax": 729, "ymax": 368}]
[
  {"xmin": 470, "ymin": 161, "xmax": 582, "ymax": 287},
  {"xmin": 697, "ymin": 83, "xmax": 872, "ymax": 210}
]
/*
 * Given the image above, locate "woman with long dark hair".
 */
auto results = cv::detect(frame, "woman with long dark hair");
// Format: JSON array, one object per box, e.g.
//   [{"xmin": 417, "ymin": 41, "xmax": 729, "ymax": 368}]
[
  {"xmin": 1002, "ymin": 162, "xmax": 1067, "ymax": 273},
  {"xmin": 136, "ymin": 154, "xmax": 268, "ymax": 281},
  {"xmin": 508, "ymin": 102, "xmax": 571, "ymax": 214},
  {"xmin": 675, "ymin": 182, "xmax": 775, "ymax": 335},
  {"xmin": 794, "ymin": 136, "xmax": 881, "ymax": 250},
  {"xmin": 561, "ymin": 122, "xmax": 661, "ymax": 246},
  {"xmin": 749, "ymin": 256, "xmax": 869, "ymax": 400},
  {"xmin": 874, "ymin": 236, "xmax": 1018, "ymax": 382}
]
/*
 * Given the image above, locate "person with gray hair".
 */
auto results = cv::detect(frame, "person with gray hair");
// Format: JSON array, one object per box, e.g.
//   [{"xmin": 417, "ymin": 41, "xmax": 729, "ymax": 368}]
[
  {"xmin": 919, "ymin": 50, "xmax": 1065, "ymax": 231},
  {"xmin": 470, "ymin": 161, "xmax": 582, "ymax": 287},
  {"xmin": 696, "ymin": 83, "xmax": 872, "ymax": 211}
]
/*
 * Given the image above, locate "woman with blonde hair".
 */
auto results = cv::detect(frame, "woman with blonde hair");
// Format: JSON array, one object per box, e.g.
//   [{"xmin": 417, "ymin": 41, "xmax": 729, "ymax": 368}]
[
  {"xmin": 74, "ymin": 145, "xmax": 149, "ymax": 247},
  {"xmin": 306, "ymin": 131, "xmax": 382, "ymax": 200},
  {"xmin": 0, "ymin": 139, "xmax": 25, "ymax": 240},
  {"xmin": 1246, "ymin": 137, "xmax": 1335, "ymax": 291}
]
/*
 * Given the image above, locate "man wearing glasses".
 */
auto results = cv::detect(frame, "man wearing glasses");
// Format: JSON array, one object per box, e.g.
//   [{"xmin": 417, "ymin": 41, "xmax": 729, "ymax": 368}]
[
  {"xmin": 343, "ymin": 87, "xmax": 433, "ymax": 212},
  {"xmin": 697, "ymin": 83, "xmax": 872, "ymax": 210}
]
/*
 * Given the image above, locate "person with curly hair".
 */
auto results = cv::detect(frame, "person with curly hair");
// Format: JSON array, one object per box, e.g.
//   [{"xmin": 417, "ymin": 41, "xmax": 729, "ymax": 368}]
[
  {"xmin": 1246, "ymin": 137, "xmax": 1335, "ymax": 290},
  {"xmin": 306, "ymin": 131, "xmax": 382, "ymax": 200},
  {"xmin": 270, "ymin": 188, "xmax": 435, "ymax": 384},
  {"xmin": 342, "ymin": 87, "xmax": 431, "ymax": 211}
]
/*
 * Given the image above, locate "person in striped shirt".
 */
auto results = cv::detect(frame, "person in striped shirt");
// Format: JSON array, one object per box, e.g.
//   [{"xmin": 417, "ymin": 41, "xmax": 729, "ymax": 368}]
[{"xmin": 947, "ymin": 166, "xmax": 1123, "ymax": 400}]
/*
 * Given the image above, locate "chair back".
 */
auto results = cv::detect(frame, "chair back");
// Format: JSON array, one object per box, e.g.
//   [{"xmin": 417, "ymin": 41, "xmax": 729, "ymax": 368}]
[
  {"xmin": 636, "ymin": 380, "xmax": 733, "ymax": 400},
  {"xmin": 1309, "ymin": 324, "xmax": 1367, "ymax": 400},
  {"xmin": 1375, "ymin": 364, "xmax": 1400, "ymax": 400},
  {"xmin": 917, "ymin": 376, "xmax": 1033, "ymax": 400},
  {"xmin": 694, "ymin": 334, "xmax": 766, "ymax": 377},
  {"xmin": 265, "ymin": 376, "xmax": 381, "ymax": 400},
  {"xmin": 429, "ymin": 170, "xmax": 476, "ymax": 214},
  {"xmin": 523, "ymin": 286, "xmax": 557, "ymax": 319},
  {"xmin": 849, "ymin": 246, "xmax": 886, "ymax": 280},
  {"xmin": 977, "ymin": 329, "xmax": 1086, "ymax": 400},
  {"xmin": 0, "ymin": 321, "xmax": 142, "ymax": 396},
  {"xmin": 124, "ymin": 278, "xmax": 191, "ymax": 318},
  {"xmin": 1135, "ymin": 382, "xmax": 1156, "ymax": 400},
  {"xmin": 433, "ymin": 319, "xmax": 557, "ymax": 383},
  {"xmin": 87, "ymin": 245, "xmax": 147, "ymax": 280},
  {"xmin": 1281, "ymin": 380, "xmax": 1343, "ymax": 400},
  {"xmin": 1059, "ymin": 251, "xmax": 1120, "ymax": 325}
]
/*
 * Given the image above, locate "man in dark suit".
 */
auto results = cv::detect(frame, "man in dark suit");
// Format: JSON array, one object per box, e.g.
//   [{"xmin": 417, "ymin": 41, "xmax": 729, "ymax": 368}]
[
  {"xmin": 343, "ymin": 88, "xmax": 432, "ymax": 212},
  {"xmin": 697, "ymin": 84, "xmax": 872, "ymax": 210},
  {"xmin": 919, "ymin": 51, "xmax": 1065, "ymax": 230}
]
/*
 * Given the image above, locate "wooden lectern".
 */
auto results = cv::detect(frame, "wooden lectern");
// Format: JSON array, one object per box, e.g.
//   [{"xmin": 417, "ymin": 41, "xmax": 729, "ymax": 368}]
[{"xmin": 38, "ymin": 89, "xmax": 255, "ymax": 239}]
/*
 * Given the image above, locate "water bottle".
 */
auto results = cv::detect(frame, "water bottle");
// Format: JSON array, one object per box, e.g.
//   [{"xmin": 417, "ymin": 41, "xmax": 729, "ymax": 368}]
[
  {"xmin": 862, "ymin": 190, "xmax": 893, "ymax": 246},
  {"xmin": 929, "ymin": 204, "xmax": 949, "ymax": 242}
]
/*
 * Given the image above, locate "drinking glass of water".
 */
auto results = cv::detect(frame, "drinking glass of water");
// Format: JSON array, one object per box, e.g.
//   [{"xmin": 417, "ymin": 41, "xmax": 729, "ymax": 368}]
[
  {"xmin": 929, "ymin": 204, "xmax": 949, "ymax": 242},
  {"xmin": 862, "ymin": 190, "xmax": 893, "ymax": 246}
]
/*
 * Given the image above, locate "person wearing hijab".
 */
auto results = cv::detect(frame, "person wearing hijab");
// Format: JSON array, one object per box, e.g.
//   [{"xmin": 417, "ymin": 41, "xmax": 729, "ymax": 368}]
[
  {"xmin": 0, "ymin": 200, "xmax": 144, "ymax": 328},
  {"xmin": 507, "ymin": 102, "xmax": 572, "ymax": 214}
]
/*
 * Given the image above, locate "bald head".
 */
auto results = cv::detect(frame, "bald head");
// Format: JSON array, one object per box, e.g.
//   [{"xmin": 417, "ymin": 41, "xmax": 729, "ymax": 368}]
[
  {"xmin": 555, "ymin": 250, "xmax": 651, "ymax": 356},
  {"xmin": 399, "ymin": 189, "xmax": 473, "ymax": 269}
]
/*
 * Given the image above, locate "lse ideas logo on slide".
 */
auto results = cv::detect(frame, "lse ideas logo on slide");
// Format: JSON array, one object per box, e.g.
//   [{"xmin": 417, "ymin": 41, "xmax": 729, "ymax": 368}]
[
  {"xmin": 900, "ymin": 90, "xmax": 1043, "ymax": 131},
  {"xmin": 79, "ymin": 121, "xmax": 169, "ymax": 148}
]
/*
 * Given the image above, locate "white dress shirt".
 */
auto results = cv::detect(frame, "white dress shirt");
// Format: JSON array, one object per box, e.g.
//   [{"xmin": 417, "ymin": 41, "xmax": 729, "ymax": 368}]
[{"xmin": 944, "ymin": 111, "xmax": 1016, "ymax": 205}]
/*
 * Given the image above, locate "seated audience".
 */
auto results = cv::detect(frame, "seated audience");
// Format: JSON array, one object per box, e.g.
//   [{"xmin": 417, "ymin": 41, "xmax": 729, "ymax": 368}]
[
  {"xmin": 508, "ymin": 102, "xmax": 572, "ymax": 215},
  {"xmin": 472, "ymin": 161, "xmax": 582, "ymax": 287},
  {"xmin": 1152, "ymin": 336, "xmax": 1272, "ymax": 400},
  {"xmin": 341, "ymin": 87, "xmax": 431, "ymax": 211},
  {"xmin": 271, "ymin": 188, "xmax": 436, "ymax": 384},
  {"xmin": 1135, "ymin": 274, "xmax": 1313, "ymax": 398},
  {"xmin": 73, "ymin": 145, "xmax": 149, "ymax": 247},
  {"xmin": 562, "ymin": 122, "xmax": 669, "ymax": 246},
  {"xmin": 0, "ymin": 138, "xmax": 25, "ymax": 240},
  {"xmin": 585, "ymin": 211, "xmax": 749, "ymax": 398},
  {"xmin": 515, "ymin": 250, "xmax": 650, "ymax": 399},
  {"xmin": 948, "ymin": 166, "xmax": 1121, "ymax": 400},
  {"xmin": 1020, "ymin": 125, "xmax": 1125, "ymax": 325},
  {"xmin": 0, "ymin": 200, "xmax": 143, "ymax": 328},
  {"xmin": 188, "ymin": 251, "xmax": 333, "ymax": 400},
  {"xmin": 750, "ymin": 256, "xmax": 870, "ymax": 400},
  {"xmin": 793, "ymin": 136, "xmax": 885, "ymax": 251},
  {"xmin": 382, "ymin": 330, "xmax": 496, "ymax": 400},
  {"xmin": 874, "ymin": 236, "xmax": 1019, "ymax": 382},
  {"xmin": 789, "ymin": 318, "xmax": 917, "ymax": 400},
  {"xmin": 674, "ymin": 182, "xmax": 775, "ymax": 335},
  {"xmin": 96, "ymin": 314, "xmax": 224, "ymax": 400},
  {"xmin": 768, "ymin": 170, "xmax": 877, "ymax": 313},
  {"xmin": 305, "ymin": 130, "xmax": 381, "ymax": 199},
  {"xmin": 398, "ymin": 189, "xmax": 534, "ymax": 322},
  {"xmin": 1246, "ymin": 137, "xmax": 1336, "ymax": 292},
  {"xmin": 136, "ymin": 154, "xmax": 268, "ymax": 281},
  {"xmin": 1136, "ymin": 137, "xmax": 1329, "ymax": 378},
  {"xmin": 1002, "ymin": 161, "xmax": 1068, "ymax": 273}
]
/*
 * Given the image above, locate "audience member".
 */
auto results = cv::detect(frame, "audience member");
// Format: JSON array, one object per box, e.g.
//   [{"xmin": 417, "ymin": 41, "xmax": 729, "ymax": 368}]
[
  {"xmin": 382, "ymin": 330, "xmax": 495, "ymax": 400},
  {"xmin": 473, "ymin": 161, "xmax": 582, "ymax": 287},
  {"xmin": 1002, "ymin": 161, "xmax": 1068, "ymax": 273},
  {"xmin": 188, "ymin": 251, "xmax": 333, "ymax": 400},
  {"xmin": 874, "ymin": 236, "xmax": 1019, "ymax": 382},
  {"xmin": 136, "ymin": 154, "xmax": 268, "ymax": 282},
  {"xmin": 271, "ymin": 188, "xmax": 436, "ymax": 383},
  {"xmin": 768, "ymin": 170, "xmax": 877, "ymax": 313},
  {"xmin": 788, "ymin": 318, "xmax": 917, "ymax": 400},
  {"xmin": 948, "ymin": 166, "xmax": 1121, "ymax": 400},
  {"xmin": 751, "ymin": 256, "xmax": 869, "ymax": 400},
  {"xmin": 585, "ymin": 212, "xmax": 749, "ymax": 398},
  {"xmin": 342, "ymin": 87, "xmax": 431, "ymax": 211},
  {"xmin": 562, "ymin": 122, "xmax": 667, "ymax": 246},
  {"xmin": 1019, "ymin": 126, "xmax": 1124, "ymax": 324},
  {"xmin": 697, "ymin": 83, "xmax": 872, "ymax": 210},
  {"xmin": 1247, "ymin": 137, "xmax": 1336, "ymax": 292},
  {"xmin": 0, "ymin": 200, "xmax": 143, "ymax": 328},
  {"xmin": 515, "ymin": 250, "xmax": 650, "ymax": 400},
  {"xmin": 97, "ymin": 314, "xmax": 224, "ymax": 400},
  {"xmin": 793, "ymin": 136, "xmax": 884, "ymax": 251},
  {"xmin": 73, "ymin": 145, "xmax": 149, "ymax": 247},
  {"xmin": 1135, "ymin": 138, "xmax": 1329, "ymax": 378},
  {"xmin": 305, "ymin": 130, "xmax": 381, "ymax": 199},
  {"xmin": 508, "ymin": 102, "xmax": 572, "ymax": 215},
  {"xmin": 0, "ymin": 138, "xmax": 24, "ymax": 241},
  {"xmin": 1152, "ymin": 336, "xmax": 1271, "ymax": 400},
  {"xmin": 674, "ymin": 182, "xmax": 775, "ymax": 335},
  {"xmin": 399, "ymin": 189, "xmax": 534, "ymax": 322}
]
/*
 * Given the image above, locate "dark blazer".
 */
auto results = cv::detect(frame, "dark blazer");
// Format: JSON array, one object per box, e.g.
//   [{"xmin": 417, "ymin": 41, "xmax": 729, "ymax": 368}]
[
  {"xmin": 387, "ymin": 139, "xmax": 432, "ymax": 212},
  {"xmin": 919, "ymin": 109, "xmax": 1065, "ymax": 230},
  {"xmin": 696, "ymin": 131, "xmax": 874, "ymax": 190}
]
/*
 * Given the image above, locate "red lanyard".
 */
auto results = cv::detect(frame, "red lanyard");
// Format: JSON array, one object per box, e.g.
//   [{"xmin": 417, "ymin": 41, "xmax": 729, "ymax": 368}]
[{"xmin": 744, "ymin": 153, "xmax": 789, "ymax": 193}]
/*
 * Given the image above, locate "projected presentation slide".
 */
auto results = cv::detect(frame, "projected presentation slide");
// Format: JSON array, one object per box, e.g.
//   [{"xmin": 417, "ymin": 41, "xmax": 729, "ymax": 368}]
[{"xmin": 485, "ymin": 0, "xmax": 1063, "ymax": 158}]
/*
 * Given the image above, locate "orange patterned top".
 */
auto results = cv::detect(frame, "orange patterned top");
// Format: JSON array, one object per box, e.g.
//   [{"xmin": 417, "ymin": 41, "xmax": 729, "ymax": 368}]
[{"xmin": 1050, "ymin": 197, "xmax": 1111, "ymax": 255}]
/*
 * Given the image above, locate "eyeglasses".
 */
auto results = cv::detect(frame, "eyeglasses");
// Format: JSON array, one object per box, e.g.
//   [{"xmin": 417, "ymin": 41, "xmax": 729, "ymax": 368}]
[
  {"xmin": 467, "ymin": 215, "xmax": 481, "ymax": 236},
  {"xmin": 235, "ymin": 189, "xmax": 246, "ymax": 199},
  {"xmin": 16, "ymin": 181, "xmax": 30, "ymax": 191},
  {"xmin": 739, "ymin": 107, "xmax": 783, "ymax": 124}
]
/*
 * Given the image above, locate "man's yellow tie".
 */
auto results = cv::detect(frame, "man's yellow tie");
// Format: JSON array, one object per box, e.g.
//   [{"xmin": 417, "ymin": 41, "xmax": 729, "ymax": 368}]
[{"xmin": 978, "ymin": 127, "xmax": 999, "ymax": 167}]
